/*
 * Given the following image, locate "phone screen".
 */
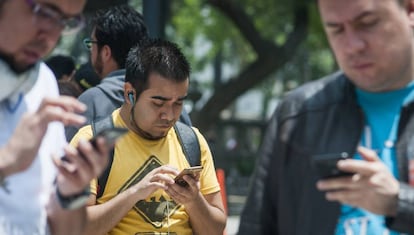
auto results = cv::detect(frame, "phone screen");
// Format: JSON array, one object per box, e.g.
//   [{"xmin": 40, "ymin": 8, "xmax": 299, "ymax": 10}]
[{"xmin": 312, "ymin": 152, "xmax": 354, "ymax": 179}]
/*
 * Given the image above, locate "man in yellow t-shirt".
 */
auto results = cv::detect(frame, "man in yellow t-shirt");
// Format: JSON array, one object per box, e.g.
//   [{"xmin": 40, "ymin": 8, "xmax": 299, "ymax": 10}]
[{"xmin": 71, "ymin": 38, "xmax": 226, "ymax": 235}]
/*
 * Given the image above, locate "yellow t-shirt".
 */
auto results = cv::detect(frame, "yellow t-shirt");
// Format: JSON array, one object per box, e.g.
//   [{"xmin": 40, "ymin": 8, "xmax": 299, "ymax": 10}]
[{"xmin": 71, "ymin": 109, "xmax": 220, "ymax": 235}]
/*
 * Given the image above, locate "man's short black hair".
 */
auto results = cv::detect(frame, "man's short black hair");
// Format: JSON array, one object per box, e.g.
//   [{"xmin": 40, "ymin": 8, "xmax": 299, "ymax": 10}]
[
  {"xmin": 45, "ymin": 55, "xmax": 75, "ymax": 80},
  {"xmin": 93, "ymin": 5, "xmax": 148, "ymax": 69},
  {"xmin": 125, "ymin": 38, "xmax": 191, "ymax": 98}
]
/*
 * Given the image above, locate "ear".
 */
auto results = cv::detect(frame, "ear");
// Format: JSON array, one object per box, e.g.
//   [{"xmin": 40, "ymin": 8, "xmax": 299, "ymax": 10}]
[
  {"xmin": 100, "ymin": 45, "xmax": 112, "ymax": 63},
  {"xmin": 124, "ymin": 82, "xmax": 135, "ymax": 105}
]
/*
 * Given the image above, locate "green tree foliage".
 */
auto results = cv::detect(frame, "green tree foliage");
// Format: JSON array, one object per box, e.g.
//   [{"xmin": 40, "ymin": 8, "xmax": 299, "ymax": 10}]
[
  {"xmin": 54, "ymin": 0, "xmax": 335, "ymax": 133},
  {"xmin": 169, "ymin": 0, "xmax": 334, "ymax": 131}
]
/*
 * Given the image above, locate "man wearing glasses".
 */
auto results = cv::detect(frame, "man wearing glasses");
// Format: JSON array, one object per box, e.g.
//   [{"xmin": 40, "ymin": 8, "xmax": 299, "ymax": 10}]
[
  {"xmin": 64, "ymin": 5, "xmax": 150, "ymax": 141},
  {"xmin": 65, "ymin": 5, "xmax": 193, "ymax": 142},
  {"xmin": 0, "ymin": 0, "xmax": 111, "ymax": 234}
]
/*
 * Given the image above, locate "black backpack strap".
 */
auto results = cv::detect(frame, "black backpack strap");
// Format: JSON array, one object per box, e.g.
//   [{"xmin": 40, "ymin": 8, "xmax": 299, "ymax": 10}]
[
  {"xmin": 92, "ymin": 116, "xmax": 115, "ymax": 199},
  {"xmin": 94, "ymin": 119, "xmax": 200, "ymax": 199},
  {"xmin": 173, "ymin": 121, "xmax": 201, "ymax": 166}
]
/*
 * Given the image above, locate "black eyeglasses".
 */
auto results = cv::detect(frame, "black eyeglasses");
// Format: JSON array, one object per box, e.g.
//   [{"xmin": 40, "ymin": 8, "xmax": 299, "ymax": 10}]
[
  {"xmin": 83, "ymin": 38, "xmax": 99, "ymax": 50},
  {"xmin": 25, "ymin": 0, "xmax": 85, "ymax": 35}
]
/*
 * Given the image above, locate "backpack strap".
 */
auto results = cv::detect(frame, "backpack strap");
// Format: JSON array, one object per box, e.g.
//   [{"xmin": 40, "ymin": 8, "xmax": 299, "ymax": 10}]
[
  {"xmin": 174, "ymin": 121, "xmax": 201, "ymax": 167},
  {"xmin": 92, "ymin": 116, "xmax": 115, "ymax": 199},
  {"xmin": 94, "ymin": 119, "xmax": 200, "ymax": 199}
]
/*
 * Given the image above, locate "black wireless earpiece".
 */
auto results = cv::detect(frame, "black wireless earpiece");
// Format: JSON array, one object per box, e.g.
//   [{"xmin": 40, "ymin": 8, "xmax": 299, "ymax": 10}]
[{"xmin": 128, "ymin": 92, "xmax": 134, "ymax": 105}]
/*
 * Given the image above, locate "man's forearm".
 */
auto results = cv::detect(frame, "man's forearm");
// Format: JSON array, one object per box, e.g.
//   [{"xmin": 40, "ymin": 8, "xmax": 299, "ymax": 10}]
[
  {"xmin": 185, "ymin": 192, "xmax": 227, "ymax": 235},
  {"xmin": 82, "ymin": 187, "xmax": 145, "ymax": 235},
  {"xmin": 0, "ymin": 143, "xmax": 21, "ymax": 178}
]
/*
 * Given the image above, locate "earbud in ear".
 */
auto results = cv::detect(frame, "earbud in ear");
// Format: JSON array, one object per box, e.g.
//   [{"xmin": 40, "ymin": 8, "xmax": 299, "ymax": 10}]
[{"xmin": 128, "ymin": 92, "xmax": 135, "ymax": 105}]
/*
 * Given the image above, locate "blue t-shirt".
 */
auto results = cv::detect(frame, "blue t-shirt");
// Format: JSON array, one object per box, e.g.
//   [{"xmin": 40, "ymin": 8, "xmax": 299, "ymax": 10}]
[{"xmin": 334, "ymin": 82, "xmax": 414, "ymax": 235}]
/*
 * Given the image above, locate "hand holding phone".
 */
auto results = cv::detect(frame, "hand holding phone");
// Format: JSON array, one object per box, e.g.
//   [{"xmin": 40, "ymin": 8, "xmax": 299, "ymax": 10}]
[
  {"xmin": 89, "ymin": 127, "xmax": 129, "ymax": 148},
  {"xmin": 62, "ymin": 127, "xmax": 128, "ymax": 162},
  {"xmin": 312, "ymin": 152, "xmax": 354, "ymax": 179},
  {"xmin": 174, "ymin": 166, "xmax": 203, "ymax": 187}
]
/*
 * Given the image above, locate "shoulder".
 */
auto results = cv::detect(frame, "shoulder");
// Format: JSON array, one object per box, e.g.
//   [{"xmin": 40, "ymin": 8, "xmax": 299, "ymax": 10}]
[
  {"xmin": 284, "ymin": 71, "xmax": 347, "ymax": 104},
  {"xmin": 79, "ymin": 86, "xmax": 103, "ymax": 97},
  {"xmin": 276, "ymin": 71, "xmax": 353, "ymax": 119},
  {"xmin": 70, "ymin": 125, "xmax": 93, "ymax": 146},
  {"xmin": 78, "ymin": 86, "xmax": 103, "ymax": 103},
  {"xmin": 190, "ymin": 126, "xmax": 204, "ymax": 141},
  {"xmin": 35, "ymin": 62, "xmax": 59, "ymax": 93},
  {"xmin": 25, "ymin": 62, "xmax": 59, "ymax": 108},
  {"xmin": 39, "ymin": 62, "xmax": 57, "ymax": 80}
]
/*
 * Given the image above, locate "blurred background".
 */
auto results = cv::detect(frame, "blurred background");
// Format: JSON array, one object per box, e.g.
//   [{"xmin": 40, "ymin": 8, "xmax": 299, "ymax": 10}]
[{"xmin": 51, "ymin": 0, "xmax": 337, "ymax": 232}]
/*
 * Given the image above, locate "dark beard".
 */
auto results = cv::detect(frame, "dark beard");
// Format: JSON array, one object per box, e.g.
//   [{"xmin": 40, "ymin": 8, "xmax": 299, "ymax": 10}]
[
  {"xmin": 94, "ymin": 49, "xmax": 104, "ymax": 78},
  {"xmin": 0, "ymin": 51, "xmax": 34, "ymax": 74},
  {"xmin": 130, "ymin": 107, "xmax": 166, "ymax": 140}
]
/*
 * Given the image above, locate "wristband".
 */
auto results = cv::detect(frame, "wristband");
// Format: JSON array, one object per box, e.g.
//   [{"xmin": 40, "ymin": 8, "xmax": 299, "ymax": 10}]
[{"xmin": 56, "ymin": 186, "xmax": 90, "ymax": 210}]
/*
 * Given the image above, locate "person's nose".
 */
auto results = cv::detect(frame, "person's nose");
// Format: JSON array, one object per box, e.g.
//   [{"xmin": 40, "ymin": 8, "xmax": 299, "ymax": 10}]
[
  {"xmin": 344, "ymin": 29, "xmax": 366, "ymax": 54},
  {"xmin": 160, "ymin": 105, "xmax": 175, "ymax": 122}
]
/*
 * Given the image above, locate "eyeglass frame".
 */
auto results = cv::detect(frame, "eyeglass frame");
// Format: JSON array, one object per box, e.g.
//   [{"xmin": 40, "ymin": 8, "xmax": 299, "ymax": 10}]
[
  {"xmin": 83, "ymin": 38, "xmax": 99, "ymax": 51},
  {"xmin": 25, "ymin": 0, "xmax": 85, "ymax": 35}
]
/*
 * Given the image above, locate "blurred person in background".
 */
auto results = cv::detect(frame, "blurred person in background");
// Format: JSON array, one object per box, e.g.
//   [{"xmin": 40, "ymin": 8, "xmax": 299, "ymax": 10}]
[
  {"xmin": 239, "ymin": 0, "xmax": 414, "ymax": 234},
  {"xmin": 65, "ymin": 5, "xmax": 150, "ymax": 141},
  {"xmin": 45, "ymin": 54, "xmax": 76, "ymax": 81},
  {"xmin": 73, "ymin": 62, "xmax": 101, "ymax": 92},
  {"xmin": 57, "ymin": 80, "xmax": 83, "ymax": 98},
  {"xmin": 0, "ymin": 0, "xmax": 111, "ymax": 234},
  {"xmin": 65, "ymin": 4, "xmax": 193, "ymax": 142}
]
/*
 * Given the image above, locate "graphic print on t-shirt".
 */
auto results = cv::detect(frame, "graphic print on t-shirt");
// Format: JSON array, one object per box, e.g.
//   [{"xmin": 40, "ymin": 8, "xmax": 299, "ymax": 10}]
[{"xmin": 118, "ymin": 155, "xmax": 180, "ymax": 229}]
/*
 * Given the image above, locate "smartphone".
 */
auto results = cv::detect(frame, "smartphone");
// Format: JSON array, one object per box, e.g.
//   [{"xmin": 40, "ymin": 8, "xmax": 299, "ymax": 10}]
[
  {"xmin": 90, "ymin": 127, "xmax": 129, "ymax": 148},
  {"xmin": 311, "ymin": 152, "xmax": 354, "ymax": 179},
  {"xmin": 62, "ymin": 127, "xmax": 128, "ymax": 163},
  {"xmin": 174, "ymin": 166, "xmax": 204, "ymax": 187}
]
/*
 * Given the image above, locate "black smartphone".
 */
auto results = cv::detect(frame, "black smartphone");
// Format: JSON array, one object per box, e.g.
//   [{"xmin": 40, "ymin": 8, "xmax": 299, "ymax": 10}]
[
  {"xmin": 90, "ymin": 127, "xmax": 129, "ymax": 148},
  {"xmin": 311, "ymin": 152, "xmax": 354, "ymax": 179},
  {"xmin": 174, "ymin": 166, "xmax": 204, "ymax": 187},
  {"xmin": 62, "ymin": 127, "xmax": 128, "ymax": 163}
]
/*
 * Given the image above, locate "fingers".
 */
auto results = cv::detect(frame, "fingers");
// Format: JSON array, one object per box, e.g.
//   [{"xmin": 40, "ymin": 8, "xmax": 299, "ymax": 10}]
[
  {"xmin": 154, "ymin": 165, "xmax": 180, "ymax": 177},
  {"xmin": 148, "ymin": 173, "xmax": 175, "ymax": 186},
  {"xmin": 148, "ymin": 165, "xmax": 179, "ymax": 185},
  {"xmin": 54, "ymin": 139, "xmax": 110, "ymax": 195},
  {"xmin": 129, "ymin": 166, "xmax": 179, "ymax": 200},
  {"xmin": 336, "ymin": 148, "xmax": 386, "ymax": 177},
  {"xmin": 319, "ymin": 172, "xmax": 399, "ymax": 215},
  {"xmin": 357, "ymin": 146, "xmax": 380, "ymax": 162},
  {"xmin": 317, "ymin": 173, "xmax": 370, "ymax": 204},
  {"xmin": 316, "ymin": 147, "xmax": 399, "ymax": 215},
  {"xmin": 37, "ymin": 96, "xmax": 86, "ymax": 126},
  {"xmin": 181, "ymin": 174, "xmax": 199, "ymax": 187},
  {"xmin": 41, "ymin": 96, "xmax": 86, "ymax": 113},
  {"xmin": 84, "ymin": 137, "xmax": 111, "ymax": 174},
  {"xmin": 166, "ymin": 174, "xmax": 201, "ymax": 204},
  {"xmin": 324, "ymin": 187, "xmax": 363, "ymax": 206},
  {"xmin": 317, "ymin": 174, "xmax": 359, "ymax": 191}
]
